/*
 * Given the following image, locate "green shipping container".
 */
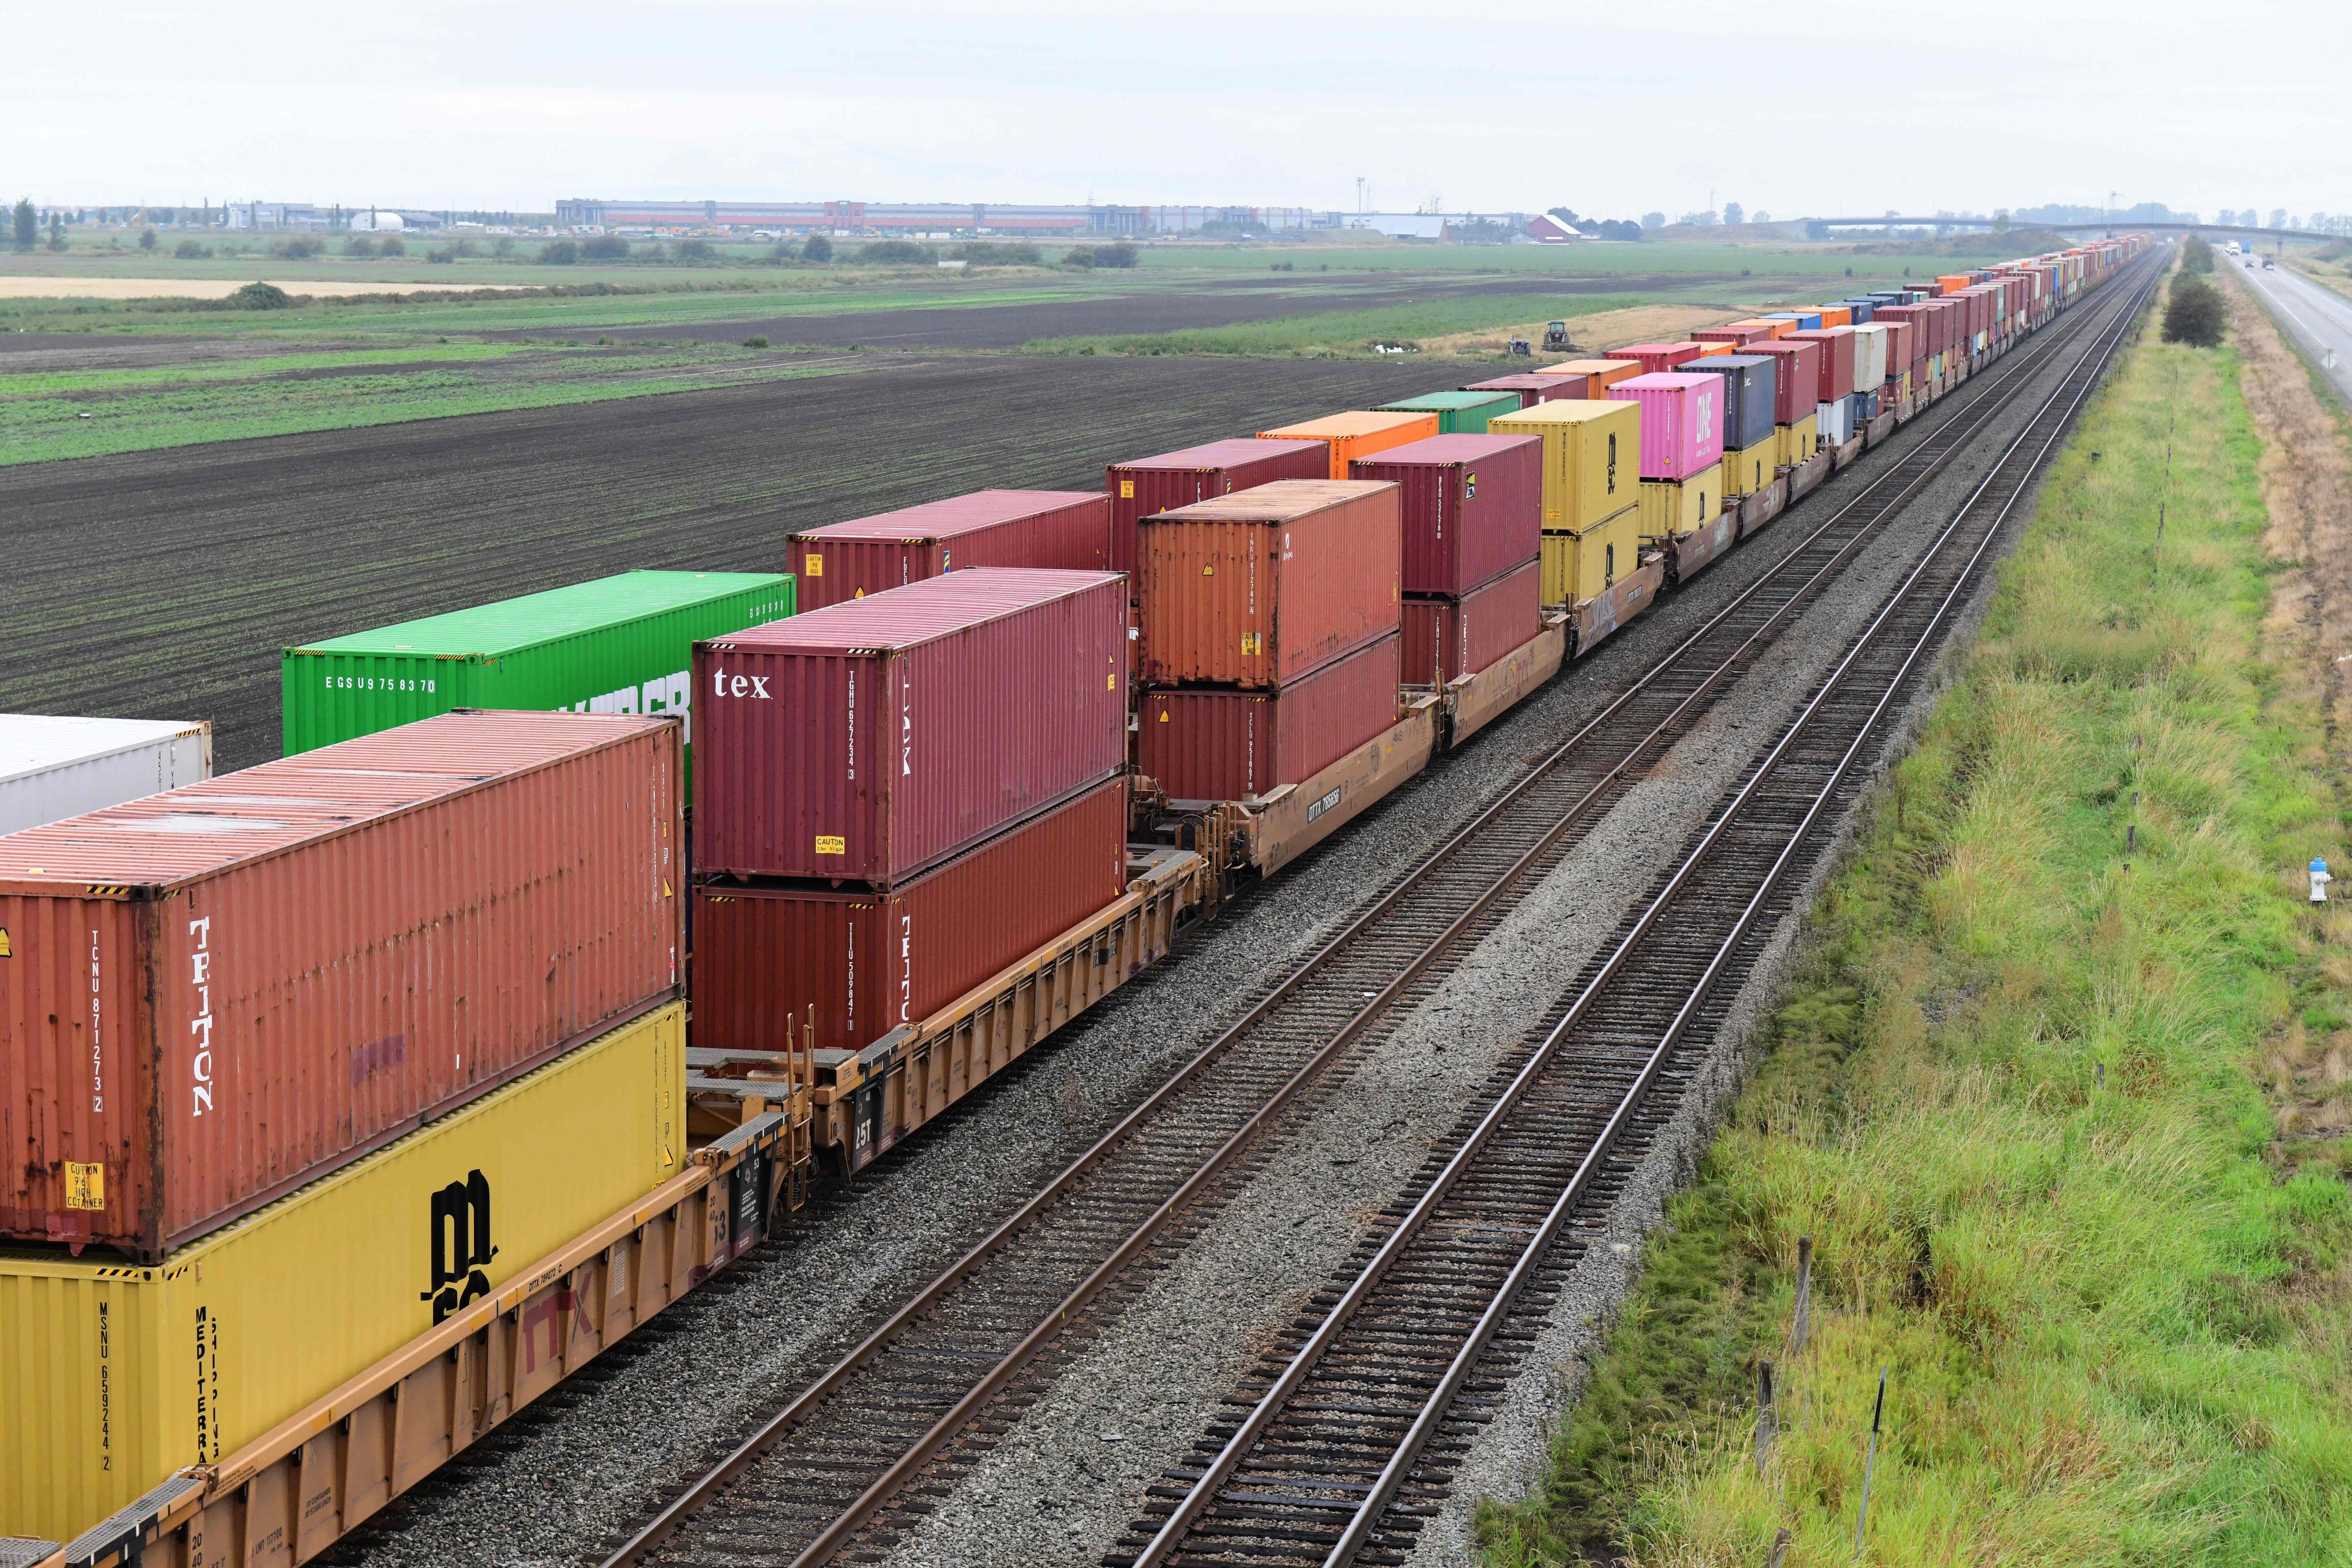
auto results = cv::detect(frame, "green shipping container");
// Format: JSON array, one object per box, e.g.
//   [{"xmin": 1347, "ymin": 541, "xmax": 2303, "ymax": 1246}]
[
  {"xmin": 281, "ymin": 570, "xmax": 795, "ymax": 779},
  {"xmin": 1377, "ymin": 390, "xmax": 1523, "ymax": 435}
]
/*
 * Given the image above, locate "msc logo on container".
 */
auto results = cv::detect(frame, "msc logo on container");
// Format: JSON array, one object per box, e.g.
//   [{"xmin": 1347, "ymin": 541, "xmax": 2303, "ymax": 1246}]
[
  {"xmin": 575, "ymin": 669, "xmax": 696, "ymax": 738},
  {"xmin": 420, "ymin": 1169, "xmax": 498, "ymax": 1324}
]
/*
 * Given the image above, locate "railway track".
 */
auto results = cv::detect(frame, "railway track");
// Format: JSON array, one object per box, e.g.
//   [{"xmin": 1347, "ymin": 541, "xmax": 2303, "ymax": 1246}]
[
  {"xmin": 600, "ymin": 257, "xmax": 2160, "ymax": 1568},
  {"xmin": 1113, "ymin": 256, "xmax": 2162, "ymax": 1568}
]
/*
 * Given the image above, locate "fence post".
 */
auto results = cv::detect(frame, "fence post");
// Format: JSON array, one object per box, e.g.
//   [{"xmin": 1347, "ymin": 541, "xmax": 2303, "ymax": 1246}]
[
  {"xmin": 1767, "ymin": 1528, "xmax": 1793, "ymax": 1568},
  {"xmin": 1853, "ymin": 1368, "xmax": 1887, "ymax": 1561},
  {"xmin": 1754, "ymin": 1360, "xmax": 1776, "ymax": 1476},
  {"xmin": 1791, "ymin": 1235, "xmax": 1814, "ymax": 1355}
]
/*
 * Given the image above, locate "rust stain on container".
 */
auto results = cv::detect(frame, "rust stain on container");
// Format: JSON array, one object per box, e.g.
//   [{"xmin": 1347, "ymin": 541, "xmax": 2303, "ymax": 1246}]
[{"xmin": 0, "ymin": 710, "xmax": 684, "ymax": 1260}]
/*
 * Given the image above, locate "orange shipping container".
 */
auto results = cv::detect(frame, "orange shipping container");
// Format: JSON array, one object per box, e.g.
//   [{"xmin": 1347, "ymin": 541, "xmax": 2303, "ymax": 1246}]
[
  {"xmin": 1138, "ymin": 479, "xmax": 1400, "ymax": 689},
  {"xmin": 1727, "ymin": 318, "xmax": 1795, "ymax": 340},
  {"xmin": 1257, "ymin": 411, "xmax": 1438, "ymax": 480},
  {"xmin": 1548, "ymin": 357, "xmax": 1643, "ymax": 389},
  {"xmin": 0, "ymin": 711, "xmax": 683, "ymax": 1261},
  {"xmin": 1814, "ymin": 306, "xmax": 1852, "ymax": 328},
  {"xmin": 1936, "ymin": 275, "xmax": 1972, "ymax": 296}
]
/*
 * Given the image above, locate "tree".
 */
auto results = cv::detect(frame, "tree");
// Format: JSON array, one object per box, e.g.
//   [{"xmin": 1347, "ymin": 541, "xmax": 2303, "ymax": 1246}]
[
  {"xmin": 139, "ymin": 226, "xmax": 158, "ymax": 250},
  {"xmin": 2161, "ymin": 274, "xmax": 2224, "ymax": 347},
  {"xmin": 801, "ymin": 233, "xmax": 833, "ymax": 262},
  {"xmin": 11, "ymin": 199, "xmax": 34, "ymax": 252},
  {"xmin": 2180, "ymin": 235, "xmax": 2214, "ymax": 274},
  {"xmin": 1547, "ymin": 206, "xmax": 1581, "ymax": 225},
  {"xmin": 1091, "ymin": 242, "xmax": 1138, "ymax": 268},
  {"xmin": 346, "ymin": 235, "xmax": 377, "ymax": 258},
  {"xmin": 1061, "ymin": 246, "xmax": 1097, "ymax": 268},
  {"xmin": 1641, "ymin": 212, "xmax": 1666, "ymax": 230},
  {"xmin": 540, "ymin": 238, "xmax": 580, "ymax": 264},
  {"xmin": 48, "ymin": 213, "xmax": 65, "ymax": 251},
  {"xmin": 580, "ymin": 235, "xmax": 630, "ymax": 260},
  {"xmin": 1722, "ymin": 201, "xmax": 1744, "ymax": 225}
]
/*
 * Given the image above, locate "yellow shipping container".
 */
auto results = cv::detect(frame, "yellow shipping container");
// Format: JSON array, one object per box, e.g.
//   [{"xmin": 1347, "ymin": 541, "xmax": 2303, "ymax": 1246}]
[
  {"xmin": 1777, "ymin": 412, "xmax": 1818, "ymax": 468},
  {"xmin": 1490, "ymin": 399, "xmax": 1640, "ymax": 535},
  {"xmin": 0, "ymin": 1001, "xmax": 685, "ymax": 1543},
  {"xmin": 1721, "ymin": 436, "xmax": 1778, "ymax": 499},
  {"xmin": 1257, "ymin": 410, "xmax": 1439, "ymax": 480},
  {"xmin": 1637, "ymin": 477, "xmax": 1721, "ymax": 539},
  {"xmin": 1540, "ymin": 505, "xmax": 1643, "ymax": 607}
]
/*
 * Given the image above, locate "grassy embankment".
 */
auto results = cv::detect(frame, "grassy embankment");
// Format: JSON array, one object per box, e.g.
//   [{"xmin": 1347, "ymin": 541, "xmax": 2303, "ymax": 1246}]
[{"xmin": 1476, "ymin": 294, "xmax": 2352, "ymax": 1563}]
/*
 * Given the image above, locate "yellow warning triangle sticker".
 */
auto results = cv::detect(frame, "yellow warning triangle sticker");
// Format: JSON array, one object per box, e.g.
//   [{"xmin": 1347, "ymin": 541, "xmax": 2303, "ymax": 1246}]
[
  {"xmin": 0, "ymin": 928, "xmax": 10, "ymax": 957},
  {"xmin": 662, "ymin": 879, "xmax": 674, "ymax": 898}
]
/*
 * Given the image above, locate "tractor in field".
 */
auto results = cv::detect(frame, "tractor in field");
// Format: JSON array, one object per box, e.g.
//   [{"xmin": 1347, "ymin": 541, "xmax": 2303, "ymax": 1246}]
[{"xmin": 1542, "ymin": 319, "xmax": 1572, "ymax": 352}]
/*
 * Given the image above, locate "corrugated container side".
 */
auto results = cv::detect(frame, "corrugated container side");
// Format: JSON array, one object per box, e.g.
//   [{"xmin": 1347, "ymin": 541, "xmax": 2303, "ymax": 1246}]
[
  {"xmin": 1681, "ymin": 356, "xmax": 1777, "ymax": 453},
  {"xmin": 1258, "ymin": 412, "xmax": 1440, "ymax": 480},
  {"xmin": 1398, "ymin": 558, "xmax": 1544, "ymax": 687},
  {"xmin": 0, "ymin": 712, "xmax": 683, "ymax": 1258},
  {"xmin": 1106, "ymin": 438, "xmax": 1329, "ymax": 576},
  {"xmin": 1136, "ymin": 481, "xmax": 1400, "ymax": 689},
  {"xmin": 1745, "ymin": 340, "xmax": 1822, "ymax": 425},
  {"xmin": 0, "ymin": 717, "xmax": 212, "ymax": 837},
  {"xmin": 1138, "ymin": 635, "xmax": 1401, "ymax": 800},
  {"xmin": 1608, "ymin": 373, "xmax": 1725, "ymax": 481},
  {"xmin": 1553, "ymin": 358, "xmax": 1642, "ymax": 389},
  {"xmin": 693, "ymin": 781, "xmax": 1127, "ymax": 1057},
  {"xmin": 789, "ymin": 491, "xmax": 1111, "ymax": 611},
  {"xmin": 1376, "ymin": 391, "xmax": 1521, "ymax": 435},
  {"xmin": 1488, "ymin": 400, "xmax": 1640, "ymax": 534},
  {"xmin": 1349, "ymin": 434, "xmax": 1542, "ymax": 597},
  {"xmin": 0, "ymin": 1002, "xmax": 685, "ymax": 1543},
  {"xmin": 1786, "ymin": 329, "xmax": 1856, "ymax": 399},
  {"xmin": 1461, "ymin": 373, "xmax": 1588, "ymax": 408},
  {"xmin": 1613, "ymin": 342, "xmax": 1703, "ymax": 375},
  {"xmin": 1539, "ymin": 504, "xmax": 1643, "ymax": 606},
  {"xmin": 694, "ymin": 570, "xmax": 1127, "ymax": 885}
]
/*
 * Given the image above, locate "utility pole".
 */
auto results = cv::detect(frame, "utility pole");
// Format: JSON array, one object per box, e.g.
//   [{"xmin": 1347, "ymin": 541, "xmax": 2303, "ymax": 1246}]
[{"xmin": 1356, "ymin": 176, "xmax": 1368, "ymax": 215}]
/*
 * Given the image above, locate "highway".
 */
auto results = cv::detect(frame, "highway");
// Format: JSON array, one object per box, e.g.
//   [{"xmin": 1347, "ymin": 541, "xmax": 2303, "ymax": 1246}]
[{"xmin": 2237, "ymin": 254, "xmax": 2352, "ymax": 410}]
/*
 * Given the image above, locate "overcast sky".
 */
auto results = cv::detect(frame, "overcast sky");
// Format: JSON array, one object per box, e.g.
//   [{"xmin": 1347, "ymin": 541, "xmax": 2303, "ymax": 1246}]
[{"xmin": 11, "ymin": 1, "xmax": 2348, "ymax": 219}]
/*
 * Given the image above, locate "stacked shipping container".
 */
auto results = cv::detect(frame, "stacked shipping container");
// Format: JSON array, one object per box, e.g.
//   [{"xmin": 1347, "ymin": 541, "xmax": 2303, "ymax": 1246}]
[
  {"xmin": 788, "ymin": 491, "xmax": 1112, "ymax": 608},
  {"xmin": 1351, "ymin": 434, "xmax": 1545, "ymax": 689},
  {"xmin": 1488, "ymin": 399, "xmax": 1645, "ymax": 612}
]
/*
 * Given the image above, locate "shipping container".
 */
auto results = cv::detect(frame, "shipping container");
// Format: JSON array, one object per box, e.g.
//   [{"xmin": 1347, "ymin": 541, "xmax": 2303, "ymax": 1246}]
[
  {"xmin": 1936, "ymin": 274, "xmax": 1972, "ymax": 296},
  {"xmin": 0, "ymin": 1002, "xmax": 685, "ymax": 1544},
  {"xmin": 694, "ymin": 569, "xmax": 1126, "ymax": 885},
  {"xmin": 1727, "ymin": 317, "xmax": 1795, "ymax": 340},
  {"xmin": 1721, "ymin": 435, "xmax": 1778, "ymax": 498},
  {"xmin": 1489, "ymin": 399, "xmax": 1641, "ymax": 534},
  {"xmin": 1613, "ymin": 342, "xmax": 1703, "ymax": 374},
  {"xmin": 693, "ymin": 779, "xmax": 1127, "ymax": 1057},
  {"xmin": 1138, "ymin": 635, "xmax": 1401, "ymax": 801},
  {"xmin": 1349, "ymin": 434, "xmax": 1541, "ymax": 598},
  {"xmin": 1137, "ymin": 480, "xmax": 1400, "ymax": 689},
  {"xmin": 1744, "ymin": 338, "xmax": 1824, "ymax": 424},
  {"xmin": 1608, "ymin": 372, "xmax": 1725, "ymax": 482},
  {"xmin": 1376, "ymin": 389, "xmax": 1521, "ymax": 435},
  {"xmin": 790, "ymin": 491, "xmax": 1110, "ymax": 611},
  {"xmin": 1817, "ymin": 396, "xmax": 1853, "ymax": 448},
  {"xmin": 1778, "ymin": 412, "xmax": 1818, "ymax": 468},
  {"xmin": 1855, "ymin": 323, "xmax": 1890, "ymax": 390},
  {"xmin": 1461, "ymin": 372, "xmax": 1590, "ymax": 408},
  {"xmin": 1691, "ymin": 340, "xmax": 1732, "ymax": 358},
  {"xmin": 0, "ymin": 716, "xmax": 211, "ymax": 838},
  {"xmin": 281, "ymin": 571, "xmax": 793, "ymax": 784},
  {"xmin": 1540, "ymin": 504, "xmax": 1643, "ymax": 607},
  {"xmin": 1813, "ymin": 306, "xmax": 1853, "ymax": 329},
  {"xmin": 1107, "ymin": 438, "xmax": 1329, "ymax": 577},
  {"xmin": 1550, "ymin": 357, "xmax": 1642, "ymax": 390},
  {"xmin": 1679, "ymin": 354, "xmax": 1778, "ymax": 453},
  {"xmin": 0, "ymin": 710, "xmax": 683, "ymax": 1260},
  {"xmin": 1636, "ymin": 477, "xmax": 1720, "ymax": 538},
  {"xmin": 1837, "ymin": 299, "xmax": 1877, "ymax": 324},
  {"xmin": 1398, "ymin": 558, "xmax": 1544, "ymax": 688},
  {"xmin": 1786, "ymin": 328, "xmax": 1857, "ymax": 400},
  {"xmin": 1692, "ymin": 325, "xmax": 1777, "ymax": 348},
  {"xmin": 1258, "ymin": 411, "xmax": 1439, "ymax": 480}
]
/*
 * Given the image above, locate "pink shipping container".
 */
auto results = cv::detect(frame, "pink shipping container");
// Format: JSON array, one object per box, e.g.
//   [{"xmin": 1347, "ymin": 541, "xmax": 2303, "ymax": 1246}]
[
  {"xmin": 694, "ymin": 569, "xmax": 1127, "ymax": 885},
  {"xmin": 1785, "ymin": 329, "xmax": 1856, "ymax": 400},
  {"xmin": 1106, "ymin": 438, "xmax": 1329, "ymax": 576},
  {"xmin": 1615, "ymin": 342, "xmax": 1704, "ymax": 375},
  {"xmin": 1399, "ymin": 558, "xmax": 1544, "ymax": 688},
  {"xmin": 1137, "ymin": 480, "xmax": 1400, "ymax": 690},
  {"xmin": 1608, "ymin": 372, "xmax": 1725, "ymax": 481},
  {"xmin": 0, "ymin": 710, "xmax": 683, "ymax": 1260},
  {"xmin": 693, "ymin": 779, "xmax": 1128, "ymax": 1057},
  {"xmin": 789, "ymin": 490, "xmax": 1112, "ymax": 611},
  {"xmin": 1139, "ymin": 634, "xmax": 1402, "ymax": 801},
  {"xmin": 1349, "ymin": 432, "xmax": 1542, "ymax": 597}
]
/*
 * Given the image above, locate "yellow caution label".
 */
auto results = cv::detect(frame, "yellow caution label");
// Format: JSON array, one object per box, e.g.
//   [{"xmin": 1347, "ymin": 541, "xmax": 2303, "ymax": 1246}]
[
  {"xmin": 1201, "ymin": 564, "xmax": 1215, "ymax": 576},
  {"xmin": 662, "ymin": 879, "xmax": 674, "ymax": 898},
  {"xmin": 804, "ymin": 553, "xmax": 823, "ymax": 577},
  {"xmin": 0, "ymin": 927, "xmax": 9, "ymax": 957},
  {"xmin": 64, "ymin": 1162, "xmax": 104, "ymax": 1211},
  {"xmin": 1241, "ymin": 632, "xmax": 1261, "ymax": 655},
  {"xmin": 1119, "ymin": 480, "xmax": 1135, "ymax": 499},
  {"xmin": 1108, "ymin": 672, "xmax": 1117, "ymax": 689},
  {"xmin": 1157, "ymin": 710, "xmax": 1169, "ymax": 722},
  {"xmin": 816, "ymin": 835, "xmax": 846, "ymax": 855}
]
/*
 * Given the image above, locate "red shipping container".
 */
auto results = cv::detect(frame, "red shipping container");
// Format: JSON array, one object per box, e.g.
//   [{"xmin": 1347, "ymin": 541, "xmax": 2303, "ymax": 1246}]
[
  {"xmin": 1349, "ymin": 432, "xmax": 1541, "ymax": 597},
  {"xmin": 1608, "ymin": 372, "xmax": 1725, "ymax": 481},
  {"xmin": 695, "ymin": 569, "xmax": 1127, "ymax": 885},
  {"xmin": 1461, "ymin": 373, "xmax": 1588, "ymax": 408},
  {"xmin": 0, "ymin": 710, "xmax": 683, "ymax": 1260},
  {"xmin": 1743, "ymin": 340, "xmax": 1823, "ymax": 424},
  {"xmin": 1137, "ymin": 480, "xmax": 1400, "ymax": 690},
  {"xmin": 1139, "ymin": 634, "xmax": 1402, "ymax": 801},
  {"xmin": 789, "ymin": 490, "xmax": 1111, "ymax": 611},
  {"xmin": 1399, "ymin": 557, "xmax": 1544, "ymax": 687},
  {"xmin": 1614, "ymin": 342, "xmax": 1704, "ymax": 374},
  {"xmin": 1106, "ymin": 438, "xmax": 1328, "ymax": 577},
  {"xmin": 1880, "ymin": 320, "xmax": 1913, "ymax": 380},
  {"xmin": 693, "ymin": 778, "xmax": 1127, "ymax": 1057},
  {"xmin": 1785, "ymin": 329, "xmax": 1856, "ymax": 400},
  {"xmin": 1692, "ymin": 325, "xmax": 1776, "ymax": 348}
]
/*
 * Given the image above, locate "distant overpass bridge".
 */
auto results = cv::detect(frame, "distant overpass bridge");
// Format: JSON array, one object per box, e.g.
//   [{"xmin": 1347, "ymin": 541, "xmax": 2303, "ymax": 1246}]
[{"xmin": 1806, "ymin": 217, "xmax": 2323, "ymax": 243}]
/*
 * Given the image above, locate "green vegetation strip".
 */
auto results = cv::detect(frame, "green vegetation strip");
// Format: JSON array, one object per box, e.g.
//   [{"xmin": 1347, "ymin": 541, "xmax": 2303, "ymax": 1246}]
[
  {"xmin": 1032, "ymin": 291, "xmax": 1674, "ymax": 358},
  {"xmin": 1478, "ymin": 331, "xmax": 2352, "ymax": 1562}
]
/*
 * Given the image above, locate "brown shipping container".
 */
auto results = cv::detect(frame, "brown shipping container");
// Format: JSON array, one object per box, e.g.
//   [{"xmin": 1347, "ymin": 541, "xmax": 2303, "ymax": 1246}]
[
  {"xmin": 1786, "ymin": 329, "xmax": 1855, "ymax": 400},
  {"xmin": 694, "ymin": 569, "xmax": 1127, "ymax": 885},
  {"xmin": 1745, "ymin": 339, "xmax": 1823, "ymax": 425},
  {"xmin": 1461, "ymin": 373, "xmax": 1589, "ymax": 408},
  {"xmin": 790, "ymin": 490, "xmax": 1112, "ymax": 611},
  {"xmin": 1106, "ymin": 438, "xmax": 1328, "ymax": 577},
  {"xmin": 0, "ymin": 711, "xmax": 683, "ymax": 1260},
  {"xmin": 1350, "ymin": 432, "xmax": 1542, "ymax": 598},
  {"xmin": 1399, "ymin": 558, "xmax": 1544, "ymax": 687},
  {"xmin": 1139, "ymin": 634, "xmax": 1403, "ymax": 801},
  {"xmin": 693, "ymin": 779, "xmax": 1127, "ymax": 1056},
  {"xmin": 1137, "ymin": 480, "xmax": 1400, "ymax": 690}
]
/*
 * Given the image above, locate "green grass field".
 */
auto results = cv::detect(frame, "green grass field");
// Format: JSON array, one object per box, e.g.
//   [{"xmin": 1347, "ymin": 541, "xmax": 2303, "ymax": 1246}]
[{"xmin": 1473, "ymin": 308, "xmax": 2352, "ymax": 1563}]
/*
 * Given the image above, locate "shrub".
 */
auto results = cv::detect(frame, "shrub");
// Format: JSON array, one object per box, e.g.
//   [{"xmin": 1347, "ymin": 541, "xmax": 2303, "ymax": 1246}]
[
  {"xmin": 492, "ymin": 237, "xmax": 515, "ymax": 260},
  {"xmin": 955, "ymin": 240, "xmax": 1041, "ymax": 266},
  {"xmin": 270, "ymin": 236, "xmax": 321, "ymax": 260},
  {"xmin": 855, "ymin": 239, "xmax": 936, "ymax": 265},
  {"xmin": 139, "ymin": 226, "xmax": 158, "ymax": 251},
  {"xmin": 2181, "ymin": 234, "xmax": 2215, "ymax": 273},
  {"xmin": 1091, "ymin": 243, "xmax": 1138, "ymax": 268},
  {"xmin": 742, "ymin": 335, "xmax": 769, "ymax": 348},
  {"xmin": 580, "ymin": 235, "xmax": 631, "ymax": 261},
  {"xmin": 427, "ymin": 246, "xmax": 456, "ymax": 265},
  {"xmin": 2161, "ymin": 273, "xmax": 2225, "ymax": 346},
  {"xmin": 540, "ymin": 238, "xmax": 580, "ymax": 265},
  {"xmin": 674, "ymin": 238, "xmax": 716, "ymax": 263},
  {"xmin": 345, "ymin": 235, "xmax": 376, "ymax": 258},
  {"xmin": 1063, "ymin": 246, "xmax": 1097, "ymax": 268},
  {"xmin": 377, "ymin": 236, "xmax": 404, "ymax": 257},
  {"xmin": 175, "ymin": 239, "xmax": 208, "ymax": 259},
  {"xmin": 225, "ymin": 281, "xmax": 292, "ymax": 310},
  {"xmin": 802, "ymin": 233, "xmax": 833, "ymax": 262}
]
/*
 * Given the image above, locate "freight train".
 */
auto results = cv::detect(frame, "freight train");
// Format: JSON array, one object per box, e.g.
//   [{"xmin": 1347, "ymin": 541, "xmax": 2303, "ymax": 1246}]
[{"xmin": 0, "ymin": 237, "xmax": 2146, "ymax": 1567}]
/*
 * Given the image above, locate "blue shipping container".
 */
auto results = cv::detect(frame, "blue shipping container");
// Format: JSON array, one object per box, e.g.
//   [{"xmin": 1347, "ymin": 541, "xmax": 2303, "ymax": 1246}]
[{"xmin": 1685, "ymin": 354, "xmax": 1779, "ymax": 453}]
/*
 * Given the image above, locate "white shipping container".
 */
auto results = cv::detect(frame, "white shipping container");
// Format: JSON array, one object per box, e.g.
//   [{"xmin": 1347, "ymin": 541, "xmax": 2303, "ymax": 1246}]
[
  {"xmin": 0, "ymin": 715, "xmax": 213, "ymax": 836},
  {"xmin": 1856, "ymin": 324, "xmax": 1890, "ymax": 389},
  {"xmin": 1816, "ymin": 398, "xmax": 1853, "ymax": 448}
]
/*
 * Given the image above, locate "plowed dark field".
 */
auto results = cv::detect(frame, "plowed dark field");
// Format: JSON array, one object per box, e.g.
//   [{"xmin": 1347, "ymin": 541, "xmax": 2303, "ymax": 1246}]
[{"xmin": 5, "ymin": 353, "xmax": 1465, "ymax": 769}]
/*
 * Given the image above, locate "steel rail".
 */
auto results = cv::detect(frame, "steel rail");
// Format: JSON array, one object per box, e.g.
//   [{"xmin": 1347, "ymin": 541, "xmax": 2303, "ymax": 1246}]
[
  {"xmin": 1130, "ymin": 253, "xmax": 2161, "ymax": 1568},
  {"xmin": 600, "ymin": 260, "xmax": 2143, "ymax": 1568}
]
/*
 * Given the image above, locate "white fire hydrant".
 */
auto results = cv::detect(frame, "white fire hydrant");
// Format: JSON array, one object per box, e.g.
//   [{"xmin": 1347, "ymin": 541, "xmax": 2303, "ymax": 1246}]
[{"xmin": 2312, "ymin": 856, "xmax": 2333, "ymax": 903}]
